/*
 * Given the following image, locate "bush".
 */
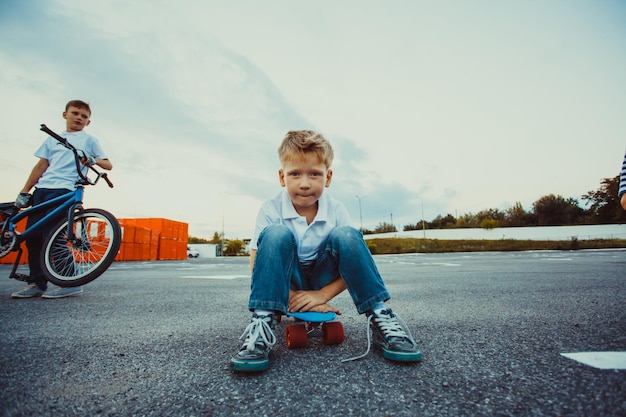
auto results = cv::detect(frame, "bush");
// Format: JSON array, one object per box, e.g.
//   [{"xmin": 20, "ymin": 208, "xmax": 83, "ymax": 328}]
[
  {"xmin": 364, "ymin": 237, "xmax": 626, "ymax": 254},
  {"xmin": 367, "ymin": 243, "xmax": 378, "ymax": 254},
  {"xmin": 224, "ymin": 239, "xmax": 245, "ymax": 256},
  {"xmin": 481, "ymin": 219, "xmax": 499, "ymax": 229}
]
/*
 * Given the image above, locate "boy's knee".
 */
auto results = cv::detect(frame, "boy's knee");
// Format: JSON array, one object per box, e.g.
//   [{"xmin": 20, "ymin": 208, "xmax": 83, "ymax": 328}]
[
  {"xmin": 258, "ymin": 224, "xmax": 294, "ymax": 247},
  {"xmin": 328, "ymin": 226, "xmax": 362, "ymax": 245}
]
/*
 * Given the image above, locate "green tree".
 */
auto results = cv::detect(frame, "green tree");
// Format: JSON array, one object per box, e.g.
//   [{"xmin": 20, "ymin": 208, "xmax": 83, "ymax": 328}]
[
  {"xmin": 208, "ymin": 231, "xmax": 222, "ymax": 244},
  {"xmin": 188, "ymin": 236, "xmax": 210, "ymax": 244},
  {"xmin": 224, "ymin": 239, "xmax": 245, "ymax": 256},
  {"xmin": 429, "ymin": 214, "xmax": 456, "ymax": 229},
  {"xmin": 373, "ymin": 222, "xmax": 397, "ymax": 233},
  {"xmin": 402, "ymin": 223, "xmax": 415, "ymax": 231},
  {"xmin": 503, "ymin": 202, "xmax": 536, "ymax": 227},
  {"xmin": 480, "ymin": 218, "xmax": 499, "ymax": 229},
  {"xmin": 475, "ymin": 209, "xmax": 504, "ymax": 228},
  {"xmin": 532, "ymin": 194, "xmax": 584, "ymax": 226},
  {"xmin": 582, "ymin": 175, "xmax": 626, "ymax": 224},
  {"xmin": 403, "ymin": 218, "xmax": 429, "ymax": 231},
  {"xmin": 455, "ymin": 215, "xmax": 471, "ymax": 228}
]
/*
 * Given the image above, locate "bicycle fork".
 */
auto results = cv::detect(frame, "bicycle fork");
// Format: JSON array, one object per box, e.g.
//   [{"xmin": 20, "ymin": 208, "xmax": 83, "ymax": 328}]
[{"xmin": 65, "ymin": 202, "xmax": 83, "ymax": 241}]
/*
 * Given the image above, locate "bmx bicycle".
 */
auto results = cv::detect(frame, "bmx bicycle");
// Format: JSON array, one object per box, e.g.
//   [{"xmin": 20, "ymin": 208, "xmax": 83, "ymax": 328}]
[{"xmin": 0, "ymin": 124, "xmax": 121, "ymax": 287}]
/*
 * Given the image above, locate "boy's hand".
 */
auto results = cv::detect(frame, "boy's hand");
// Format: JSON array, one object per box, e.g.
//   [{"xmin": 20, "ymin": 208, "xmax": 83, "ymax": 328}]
[
  {"xmin": 289, "ymin": 290, "xmax": 341, "ymax": 314},
  {"xmin": 15, "ymin": 192, "xmax": 33, "ymax": 209},
  {"xmin": 83, "ymin": 155, "xmax": 97, "ymax": 166},
  {"xmin": 308, "ymin": 303, "xmax": 342, "ymax": 314},
  {"xmin": 79, "ymin": 151, "xmax": 97, "ymax": 166}
]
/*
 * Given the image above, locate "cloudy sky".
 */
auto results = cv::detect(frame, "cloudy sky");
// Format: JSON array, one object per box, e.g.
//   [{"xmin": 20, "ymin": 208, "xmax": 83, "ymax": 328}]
[{"xmin": 1, "ymin": 0, "xmax": 624, "ymax": 239}]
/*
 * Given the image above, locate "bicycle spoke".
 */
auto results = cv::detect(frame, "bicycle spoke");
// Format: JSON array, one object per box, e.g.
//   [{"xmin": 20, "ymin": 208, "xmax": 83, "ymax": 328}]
[{"xmin": 42, "ymin": 209, "xmax": 121, "ymax": 286}]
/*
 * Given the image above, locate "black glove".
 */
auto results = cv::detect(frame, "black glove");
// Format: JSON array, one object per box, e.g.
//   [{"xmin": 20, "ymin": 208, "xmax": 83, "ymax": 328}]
[{"xmin": 15, "ymin": 192, "xmax": 33, "ymax": 209}]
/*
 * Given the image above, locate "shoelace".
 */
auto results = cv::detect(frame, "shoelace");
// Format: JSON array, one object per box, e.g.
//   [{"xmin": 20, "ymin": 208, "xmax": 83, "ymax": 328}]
[
  {"xmin": 239, "ymin": 316, "xmax": 277, "ymax": 352},
  {"xmin": 373, "ymin": 310, "xmax": 412, "ymax": 340},
  {"xmin": 341, "ymin": 310, "xmax": 410, "ymax": 363}
]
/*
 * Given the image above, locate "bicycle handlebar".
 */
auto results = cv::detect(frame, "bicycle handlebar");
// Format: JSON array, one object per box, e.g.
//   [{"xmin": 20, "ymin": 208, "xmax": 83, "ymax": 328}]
[{"xmin": 40, "ymin": 124, "xmax": 114, "ymax": 188}]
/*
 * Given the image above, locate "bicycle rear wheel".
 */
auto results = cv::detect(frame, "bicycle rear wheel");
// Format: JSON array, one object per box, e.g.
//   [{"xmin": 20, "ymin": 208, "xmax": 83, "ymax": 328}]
[{"xmin": 41, "ymin": 208, "xmax": 121, "ymax": 287}]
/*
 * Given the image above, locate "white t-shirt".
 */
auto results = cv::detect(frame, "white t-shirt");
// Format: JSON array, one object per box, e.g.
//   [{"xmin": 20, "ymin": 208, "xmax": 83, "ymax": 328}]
[
  {"xmin": 34, "ymin": 130, "xmax": 108, "ymax": 190},
  {"xmin": 251, "ymin": 189, "xmax": 353, "ymax": 262}
]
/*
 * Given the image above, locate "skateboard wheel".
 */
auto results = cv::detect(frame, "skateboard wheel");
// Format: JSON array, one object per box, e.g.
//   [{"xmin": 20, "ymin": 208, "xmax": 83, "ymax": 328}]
[
  {"xmin": 286, "ymin": 324, "xmax": 308, "ymax": 349},
  {"xmin": 322, "ymin": 321, "xmax": 345, "ymax": 345}
]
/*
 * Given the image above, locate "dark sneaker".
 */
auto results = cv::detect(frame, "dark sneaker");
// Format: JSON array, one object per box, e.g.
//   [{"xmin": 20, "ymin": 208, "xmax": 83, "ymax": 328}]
[
  {"xmin": 11, "ymin": 284, "xmax": 45, "ymax": 299},
  {"xmin": 42, "ymin": 286, "xmax": 83, "ymax": 299},
  {"xmin": 341, "ymin": 308, "xmax": 422, "ymax": 363},
  {"xmin": 230, "ymin": 314, "xmax": 277, "ymax": 372},
  {"xmin": 369, "ymin": 308, "xmax": 422, "ymax": 362}
]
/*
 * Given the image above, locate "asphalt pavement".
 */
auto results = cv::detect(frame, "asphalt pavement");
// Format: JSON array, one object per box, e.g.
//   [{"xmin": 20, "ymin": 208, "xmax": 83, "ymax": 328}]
[{"xmin": 1, "ymin": 249, "xmax": 625, "ymax": 416}]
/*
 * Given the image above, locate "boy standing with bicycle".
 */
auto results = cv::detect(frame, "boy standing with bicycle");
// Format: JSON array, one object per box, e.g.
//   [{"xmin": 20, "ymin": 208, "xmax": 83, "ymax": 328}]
[
  {"xmin": 230, "ymin": 130, "xmax": 422, "ymax": 372},
  {"xmin": 11, "ymin": 100, "xmax": 112, "ymax": 299}
]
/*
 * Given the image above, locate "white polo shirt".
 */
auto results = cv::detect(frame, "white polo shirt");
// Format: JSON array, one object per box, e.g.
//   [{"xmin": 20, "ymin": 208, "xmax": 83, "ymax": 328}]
[
  {"xmin": 251, "ymin": 190, "xmax": 353, "ymax": 262},
  {"xmin": 34, "ymin": 130, "xmax": 108, "ymax": 190}
]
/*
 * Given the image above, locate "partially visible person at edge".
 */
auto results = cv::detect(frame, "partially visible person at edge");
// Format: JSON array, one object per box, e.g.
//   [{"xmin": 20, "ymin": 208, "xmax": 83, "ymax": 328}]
[
  {"xmin": 11, "ymin": 100, "xmax": 112, "ymax": 299},
  {"xmin": 229, "ymin": 129, "xmax": 422, "ymax": 372},
  {"xmin": 617, "ymin": 148, "xmax": 626, "ymax": 210}
]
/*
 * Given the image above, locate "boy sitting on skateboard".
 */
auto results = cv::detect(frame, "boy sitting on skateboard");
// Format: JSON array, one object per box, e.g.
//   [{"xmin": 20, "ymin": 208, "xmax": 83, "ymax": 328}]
[{"xmin": 230, "ymin": 130, "xmax": 422, "ymax": 372}]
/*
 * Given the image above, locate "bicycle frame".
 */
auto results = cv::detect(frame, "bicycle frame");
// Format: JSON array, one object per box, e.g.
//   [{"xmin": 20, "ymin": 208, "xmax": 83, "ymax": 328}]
[
  {"xmin": 0, "ymin": 186, "xmax": 85, "ymax": 281},
  {"xmin": 6, "ymin": 186, "xmax": 84, "ymax": 243}
]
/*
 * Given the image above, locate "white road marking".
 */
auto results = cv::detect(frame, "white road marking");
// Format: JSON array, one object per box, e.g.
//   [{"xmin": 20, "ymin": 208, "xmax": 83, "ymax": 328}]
[
  {"xmin": 561, "ymin": 352, "xmax": 626, "ymax": 370},
  {"xmin": 180, "ymin": 275, "xmax": 249, "ymax": 280},
  {"xmin": 394, "ymin": 261, "xmax": 460, "ymax": 266}
]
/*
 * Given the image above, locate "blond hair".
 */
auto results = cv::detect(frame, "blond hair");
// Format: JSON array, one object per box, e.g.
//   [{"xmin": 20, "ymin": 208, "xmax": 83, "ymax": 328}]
[
  {"xmin": 278, "ymin": 130, "xmax": 334, "ymax": 168},
  {"xmin": 65, "ymin": 100, "xmax": 92, "ymax": 115}
]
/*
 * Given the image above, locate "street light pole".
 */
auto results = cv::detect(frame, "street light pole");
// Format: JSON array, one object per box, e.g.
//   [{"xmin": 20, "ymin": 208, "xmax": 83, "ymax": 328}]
[
  {"xmin": 221, "ymin": 194, "xmax": 225, "ymax": 256},
  {"xmin": 417, "ymin": 197, "xmax": 426, "ymax": 238},
  {"xmin": 421, "ymin": 198, "xmax": 426, "ymax": 238},
  {"xmin": 220, "ymin": 192, "xmax": 231, "ymax": 256},
  {"xmin": 356, "ymin": 195, "xmax": 367, "ymax": 233}
]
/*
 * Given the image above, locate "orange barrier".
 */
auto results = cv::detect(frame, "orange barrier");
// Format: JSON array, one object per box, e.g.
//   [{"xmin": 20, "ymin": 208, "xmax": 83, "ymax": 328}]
[
  {"xmin": 0, "ymin": 217, "xmax": 28, "ymax": 265},
  {"xmin": 1, "ymin": 217, "xmax": 188, "ymax": 265},
  {"xmin": 116, "ymin": 218, "xmax": 188, "ymax": 261},
  {"xmin": 0, "ymin": 248, "xmax": 28, "ymax": 265}
]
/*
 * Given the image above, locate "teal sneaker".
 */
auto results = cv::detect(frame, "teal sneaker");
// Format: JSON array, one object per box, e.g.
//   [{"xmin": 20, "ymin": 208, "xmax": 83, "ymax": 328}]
[
  {"xmin": 342, "ymin": 308, "xmax": 423, "ymax": 363},
  {"xmin": 230, "ymin": 314, "xmax": 277, "ymax": 372},
  {"xmin": 368, "ymin": 309, "xmax": 422, "ymax": 362},
  {"xmin": 42, "ymin": 286, "xmax": 83, "ymax": 299},
  {"xmin": 11, "ymin": 284, "xmax": 45, "ymax": 299}
]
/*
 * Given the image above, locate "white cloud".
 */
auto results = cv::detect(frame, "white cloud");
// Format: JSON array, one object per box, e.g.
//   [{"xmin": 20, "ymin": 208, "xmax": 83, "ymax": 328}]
[{"xmin": 1, "ymin": 0, "xmax": 625, "ymax": 238}]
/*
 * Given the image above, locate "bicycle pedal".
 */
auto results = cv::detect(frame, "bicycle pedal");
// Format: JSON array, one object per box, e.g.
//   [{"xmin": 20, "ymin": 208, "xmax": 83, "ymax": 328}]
[{"xmin": 10, "ymin": 273, "xmax": 30, "ymax": 282}]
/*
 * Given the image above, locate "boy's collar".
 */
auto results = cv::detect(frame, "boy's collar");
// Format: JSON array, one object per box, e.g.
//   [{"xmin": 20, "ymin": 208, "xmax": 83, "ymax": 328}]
[{"xmin": 281, "ymin": 190, "xmax": 328, "ymax": 222}]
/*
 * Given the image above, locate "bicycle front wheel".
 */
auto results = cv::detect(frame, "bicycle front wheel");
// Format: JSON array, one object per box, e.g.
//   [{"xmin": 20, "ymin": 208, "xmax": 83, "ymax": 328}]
[{"xmin": 41, "ymin": 208, "xmax": 121, "ymax": 287}]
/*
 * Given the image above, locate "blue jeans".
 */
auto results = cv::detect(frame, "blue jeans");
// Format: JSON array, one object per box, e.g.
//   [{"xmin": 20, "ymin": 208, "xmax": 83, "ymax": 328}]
[{"xmin": 248, "ymin": 224, "xmax": 390, "ymax": 314}]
